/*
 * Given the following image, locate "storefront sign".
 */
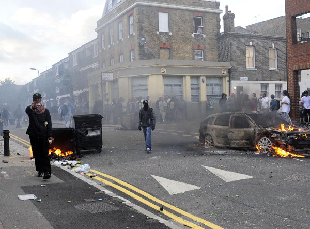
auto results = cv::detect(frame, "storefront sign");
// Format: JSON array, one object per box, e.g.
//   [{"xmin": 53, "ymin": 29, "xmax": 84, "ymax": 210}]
[{"xmin": 102, "ymin": 72, "xmax": 114, "ymax": 81}]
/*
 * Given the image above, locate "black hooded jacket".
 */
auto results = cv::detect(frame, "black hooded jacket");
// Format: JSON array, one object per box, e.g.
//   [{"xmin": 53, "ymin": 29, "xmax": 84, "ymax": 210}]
[
  {"xmin": 138, "ymin": 107, "xmax": 156, "ymax": 128},
  {"xmin": 25, "ymin": 105, "xmax": 52, "ymax": 138}
]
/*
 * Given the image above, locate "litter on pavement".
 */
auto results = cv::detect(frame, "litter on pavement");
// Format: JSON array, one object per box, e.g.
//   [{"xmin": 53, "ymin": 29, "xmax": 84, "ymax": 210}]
[{"xmin": 18, "ymin": 194, "xmax": 37, "ymax": 200}]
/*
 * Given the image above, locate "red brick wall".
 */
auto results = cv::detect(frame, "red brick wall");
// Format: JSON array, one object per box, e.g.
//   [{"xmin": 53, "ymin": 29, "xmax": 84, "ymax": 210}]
[{"xmin": 286, "ymin": 0, "xmax": 310, "ymax": 123}]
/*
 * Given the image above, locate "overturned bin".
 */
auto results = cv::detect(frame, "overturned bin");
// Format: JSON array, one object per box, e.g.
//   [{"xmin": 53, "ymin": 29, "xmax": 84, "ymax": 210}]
[{"xmin": 73, "ymin": 114, "xmax": 103, "ymax": 155}]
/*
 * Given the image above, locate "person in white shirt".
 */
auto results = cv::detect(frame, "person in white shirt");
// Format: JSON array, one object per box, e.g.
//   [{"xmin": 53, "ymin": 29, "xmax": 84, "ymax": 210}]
[
  {"xmin": 301, "ymin": 90, "xmax": 310, "ymax": 123},
  {"xmin": 259, "ymin": 93, "xmax": 269, "ymax": 113},
  {"xmin": 281, "ymin": 90, "xmax": 291, "ymax": 124}
]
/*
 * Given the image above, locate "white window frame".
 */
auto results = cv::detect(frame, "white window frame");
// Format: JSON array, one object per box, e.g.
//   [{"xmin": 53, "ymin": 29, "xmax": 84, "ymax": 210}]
[
  {"xmin": 129, "ymin": 14, "xmax": 134, "ymax": 35},
  {"xmin": 94, "ymin": 42, "xmax": 99, "ymax": 58},
  {"xmin": 101, "ymin": 33, "xmax": 105, "ymax": 49},
  {"xmin": 194, "ymin": 50, "xmax": 204, "ymax": 61},
  {"xmin": 102, "ymin": 61, "xmax": 106, "ymax": 69},
  {"xmin": 275, "ymin": 84, "xmax": 282, "ymax": 99},
  {"xmin": 118, "ymin": 21, "xmax": 123, "ymax": 40},
  {"xmin": 269, "ymin": 48, "xmax": 277, "ymax": 70},
  {"xmin": 246, "ymin": 45, "xmax": 255, "ymax": 69},
  {"xmin": 110, "ymin": 57, "xmax": 114, "ymax": 66},
  {"xmin": 109, "ymin": 27, "xmax": 114, "ymax": 45},
  {"xmin": 159, "ymin": 12, "xmax": 169, "ymax": 32},
  {"xmin": 73, "ymin": 53, "xmax": 77, "ymax": 66},
  {"xmin": 261, "ymin": 83, "xmax": 269, "ymax": 97},
  {"xmin": 130, "ymin": 49, "xmax": 135, "ymax": 62},
  {"xmin": 194, "ymin": 16, "xmax": 203, "ymax": 34},
  {"xmin": 119, "ymin": 53, "xmax": 124, "ymax": 63}
]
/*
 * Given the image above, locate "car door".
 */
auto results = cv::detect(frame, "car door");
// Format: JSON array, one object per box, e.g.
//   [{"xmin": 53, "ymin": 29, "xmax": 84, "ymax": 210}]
[
  {"xmin": 211, "ymin": 114, "xmax": 231, "ymax": 146},
  {"xmin": 227, "ymin": 114, "xmax": 255, "ymax": 148}
]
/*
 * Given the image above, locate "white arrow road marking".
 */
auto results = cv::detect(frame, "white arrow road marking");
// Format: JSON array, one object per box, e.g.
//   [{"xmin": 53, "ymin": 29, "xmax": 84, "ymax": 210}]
[
  {"xmin": 202, "ymin": 165, "xmax": 253, "ymax": 182},
  {"xmin": 152, "ymin": 175, "xmax": 201, "ymax": 195}
]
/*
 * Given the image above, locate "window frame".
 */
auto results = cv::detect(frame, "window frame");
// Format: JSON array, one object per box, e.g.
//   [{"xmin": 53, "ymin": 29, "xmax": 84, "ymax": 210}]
[
  {"xmin": 94, "ymin": 42, "xmax": 99, "ymax": 58},
  {"xmin": 119, "ymin": 53, "xmax": 124, "ymax": 63},
  {"xmin": 130, "ymin": 49, "xmax": 135, "ymax": 62},
  {"xmin": 194, "ymin": 50, "xmax": 204, "ymax": 61},
  {"xmin": 101, "ymin": 33, "xmax": 105, "ymax": 49},
  {"xmin": 109, "ymin": 27, "xmax": 114, "ymax": 45},
  {"xmin": 246, "ymin": 45, "xmax": 255, "ymax": 69},
  {"xmin": 102, "ymin": 61, "xmax": 106, "ymax": 69},
  {"xmin": 275, "ymin": 84, "xmax": 282, "ymax": 99},
  {"xmin": 159, "ymin": 12, "xmax": 169, "ymax": 33},
  {"xmin": 269, "ymin": 48, "xmax": 277, "ymax": 70},
  {"xmin": 194, "ymin": 16, "xmax": 203, "ymax": 34},
  {"xmin": 129, "ymin": 14, "xmax": 134, "ymax": 35},
  {"xmin": 118, "ymin": 21, "xmax": 123, "ymax": 40},
  {"xmin": 261, "ymin": 83, "xmax": 269, "ymax": 97},
  {"xmin": 110, "ymin": 57, "xmax": 115, "ymax": 66}
]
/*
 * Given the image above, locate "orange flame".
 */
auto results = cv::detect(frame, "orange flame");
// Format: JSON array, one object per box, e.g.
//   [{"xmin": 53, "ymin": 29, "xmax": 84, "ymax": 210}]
[
  {"xmin": 271, "ymin": 146, "xmax": 305, "ymax": 158},
  {"xmin": 28, "ymin": 147, "xmax": 33, "ymax": 158},
  {"xmin": 49, "ymin": 147, "xmax": 74, "ymax": 158},
  {"xmin": 276, "ymin": 124, "xmax": 295, "ymax": 132}
]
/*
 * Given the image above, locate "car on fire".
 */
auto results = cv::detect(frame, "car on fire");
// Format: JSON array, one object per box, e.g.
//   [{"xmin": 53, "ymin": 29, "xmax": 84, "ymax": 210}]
[{"xmin": 199, "ymin": 112, "xmax": 310, "ymax": 156}]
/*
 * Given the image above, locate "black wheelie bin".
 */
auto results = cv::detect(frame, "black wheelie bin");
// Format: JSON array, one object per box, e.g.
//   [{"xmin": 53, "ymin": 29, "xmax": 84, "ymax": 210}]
[{"xmin": 73, "ymin": 114, "xmax": 103, "ymax": 155}]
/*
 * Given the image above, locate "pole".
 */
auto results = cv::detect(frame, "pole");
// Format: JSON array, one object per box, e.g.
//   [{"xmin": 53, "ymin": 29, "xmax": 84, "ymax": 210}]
[{"xmin": 3, "ymin": 130, "xmax": 10, "ymax": 156}]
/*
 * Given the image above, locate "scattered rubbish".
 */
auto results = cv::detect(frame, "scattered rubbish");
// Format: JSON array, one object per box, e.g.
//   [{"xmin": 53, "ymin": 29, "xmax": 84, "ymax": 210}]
[
  {"xmin": 67, "ymin": 201, "xmax": 71, "ymax": 203},
  {"xmin": 74, "ymin": 164, "xmax": 90, "ymax": 173},
  {"xmin": 98, "ymin": 198, "xmax": 103, "ymax": 201},
  {"xmin": 235, "ymin": 195, "xmax": 240, "ymax": 197},
  {"xmin": 17, "ymin": 153, "xmax": 21, "ymax": 155},
  {"xmin": 131, "ymin": 215, "xmax": 134, "ymax": 218},
  {"xmin": 84, "ymin": 198, "xmax": 96, "ymax": 202},
  {"xmin": 226, "ymin": 194, "xmax": 230, "ymax": 197},
  {"xmin": 40, "ymin": 185, "xmax": 46, "ymax": 187},
  {"xmin": 160, "ymin": 206, "xmax": 164, "ymax": 211},
  {"xmin": 242, "ymin": 211, "xmax": 248, "ymax": 214},
  {"xmin": 90, "ymin": 174, "xmax": 97, "ymax": 178},
  {"xmin": 37, "ymin": 199, "xmax": 42, "ymax": 202},
  {"xmin": 2, "ymin": 160, "xmax": 8, "ymax": 163},
  {"xmin": 18, "ymin": 194, "xmax": 37, "ymax": 201}
]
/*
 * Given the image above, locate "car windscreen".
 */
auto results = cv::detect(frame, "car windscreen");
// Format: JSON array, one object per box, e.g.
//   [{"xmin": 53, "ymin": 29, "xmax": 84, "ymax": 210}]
[{"xmin": 247, "ymin": 113, "xmax": 289, "ymax": 127}]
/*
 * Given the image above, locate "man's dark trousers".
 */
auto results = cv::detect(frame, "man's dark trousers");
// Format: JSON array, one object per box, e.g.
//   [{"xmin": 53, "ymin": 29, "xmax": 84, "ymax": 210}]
[{"xmin": 30, "ymin": 136, "xmax": 51, "ymax": 172}]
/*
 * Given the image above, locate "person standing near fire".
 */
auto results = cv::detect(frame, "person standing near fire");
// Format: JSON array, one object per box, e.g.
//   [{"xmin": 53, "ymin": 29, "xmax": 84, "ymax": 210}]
[
  {"xmin": 300, "ymin": 90, "xmax": 310, "ymax": 123},
  {"xmin": 138, "ymin": 100, "xmax": 156, "ymax": 152},
  {"xmin": 26, "ymin": 93, "xmax": 54, "ymax": 179},
  {"xmin": 281, "ymin": 90, "xmax": 291, "ymax": 124}
]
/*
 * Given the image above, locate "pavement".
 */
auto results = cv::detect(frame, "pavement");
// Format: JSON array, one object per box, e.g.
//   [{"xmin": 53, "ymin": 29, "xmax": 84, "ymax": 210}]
[{"xmin": 0, "ymin": 137, "xmax": 184, "ymax": 229}]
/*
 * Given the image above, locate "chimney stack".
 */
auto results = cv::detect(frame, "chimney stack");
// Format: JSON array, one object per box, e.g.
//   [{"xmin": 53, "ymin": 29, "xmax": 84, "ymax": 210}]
[{"xmin": 223, "ymin": 5, "xmax": 235, "ymax": 34}]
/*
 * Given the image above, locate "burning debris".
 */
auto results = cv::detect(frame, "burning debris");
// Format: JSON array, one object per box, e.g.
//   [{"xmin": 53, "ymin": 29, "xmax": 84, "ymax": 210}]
[{"xmin": 28, "ymin": 147, "xmax": 77, "ymax": 160}]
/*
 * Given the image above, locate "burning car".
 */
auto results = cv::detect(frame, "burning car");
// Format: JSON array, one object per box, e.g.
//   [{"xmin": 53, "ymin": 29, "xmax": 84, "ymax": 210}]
[{"xmin": 199, "ymin": 112, "xmax": 310, "ymax": 157}]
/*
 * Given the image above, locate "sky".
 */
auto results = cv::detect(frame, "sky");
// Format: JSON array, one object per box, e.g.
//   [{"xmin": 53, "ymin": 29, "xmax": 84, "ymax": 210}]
[{"xmin": 0, "ymin": 0, "xmax": 285, "ymax": 85}]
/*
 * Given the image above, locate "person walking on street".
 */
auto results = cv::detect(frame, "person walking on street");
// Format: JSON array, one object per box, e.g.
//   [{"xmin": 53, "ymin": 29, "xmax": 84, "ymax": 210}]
[
  {"xmin": 25, "ymin": 93, "xmax": 54, "ymax": 179},
  {"xmin": 159, "ymin": 97, "xmax": 167, "ymax": 123},
  {"xmin": 138, "ymin": 100, "xmax": 156, "ymax": 152},
  {"xmin": 2, "ymin": 107, "xmax": 9, "ymax": 126},
  {"xmin": 281, "ymin": 90, "xmax": 291, "ymax": 124},
  {"xmin": 61, "ymin": 103, "xmax": 71, "ymax": 127}
]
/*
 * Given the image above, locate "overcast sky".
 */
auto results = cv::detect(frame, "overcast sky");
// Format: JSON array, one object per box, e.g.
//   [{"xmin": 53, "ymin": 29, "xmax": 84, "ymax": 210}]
[{"xmin": 0, "ymin": 0, "xmax": 285, "ymax": 85}]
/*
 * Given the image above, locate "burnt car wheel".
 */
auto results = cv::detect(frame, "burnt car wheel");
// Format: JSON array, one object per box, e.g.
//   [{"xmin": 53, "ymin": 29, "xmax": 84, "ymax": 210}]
[
  {"xmin": 256, "ymin": 136, "xmax": 272, "ymax": 153},
  {"xmin": 204, "ymin": 134, "xmax": 214, "ymax": 148}
]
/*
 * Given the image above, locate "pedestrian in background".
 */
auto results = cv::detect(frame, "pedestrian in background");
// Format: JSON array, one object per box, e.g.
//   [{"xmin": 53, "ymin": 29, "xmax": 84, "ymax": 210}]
[
  {"xmin": 301, "ymin": 90, "xmax": 310, "ymax": 123},
  {"xmin": 226, "ymin": 93, "xmax": 236, "ymax": 112},
  {"xmin": 138, "ymin": 100, "xmax": 156, "ymax": 152},
  {"xmin": 14, "ymin": 104, "xmax": 23, "ymax": 128},
  {"xmin": 219, "ymin": 93, "xmax": 227, "ymax": 112},
  {"xmin": 259, "ymin": 93, "xmax": 269, "ymax": 113},
  {"xmin": 281, "ymin": 90, "xmax": 291, "ymax": 124},
  {"xmin": 207, "ymin": 97, "xmax": 214, "ymax": 114},
  {"xmin": 25, "ymin": 93, "xmax": 54, "ymax": 179},
  {"xmin": 270, "ymin": 94, "xmax": 276, "ymax": 112},
  {"xmin": 251, "ymin": 93, "xmax": 258, "ymax": 111},
  {"xmin": 2, "ymin": 107, "xmax": 9, "ymax": 126}
]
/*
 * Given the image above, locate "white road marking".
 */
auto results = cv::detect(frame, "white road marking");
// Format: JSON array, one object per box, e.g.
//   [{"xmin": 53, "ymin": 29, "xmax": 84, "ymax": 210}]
[
  {"xmin": 182, "ymin": 135, "xmax": 192, "ymax": 137},
  {"xmin": 152, "ymin": 175, "xmax": 201, "ymax": 195},
  {"xmin": 202, "ymin": 165, "xmax": 253, "ymax": 182},
  {"xmin": 170, "ymin": 133, "xmax": 178, "ymax": 135}
]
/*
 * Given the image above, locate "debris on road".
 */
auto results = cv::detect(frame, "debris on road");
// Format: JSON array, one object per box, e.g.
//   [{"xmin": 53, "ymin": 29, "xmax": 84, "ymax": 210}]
[{"xmin": 18, "ymin": 194, "xmax": 37, "ymax": 201}]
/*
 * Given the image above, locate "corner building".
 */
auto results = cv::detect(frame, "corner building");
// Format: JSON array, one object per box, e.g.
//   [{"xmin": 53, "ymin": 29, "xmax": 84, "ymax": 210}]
[{"xmin": 88, "ymin": 0, "xmax": 230, "ymax": 118}]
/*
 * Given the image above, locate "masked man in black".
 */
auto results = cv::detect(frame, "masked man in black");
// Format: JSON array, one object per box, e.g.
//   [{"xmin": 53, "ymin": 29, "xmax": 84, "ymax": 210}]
[
  {"xmin": 26, "ymin": 93, "xmax": 54, "ymax": 179},
  {"xmin": 138, "ymin": 100, "xmax": 156, "ymax": 152}
]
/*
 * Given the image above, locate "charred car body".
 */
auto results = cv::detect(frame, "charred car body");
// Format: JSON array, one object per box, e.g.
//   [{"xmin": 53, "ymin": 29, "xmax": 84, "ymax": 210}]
[{"xmin": 199, "ymin": 112, "xmax": 310, "ymax": 156}]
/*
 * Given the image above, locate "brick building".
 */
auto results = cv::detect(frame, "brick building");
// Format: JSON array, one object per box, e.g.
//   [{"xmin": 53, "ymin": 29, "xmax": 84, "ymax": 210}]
[
  {"xmin": 219, "ymin": 7, "xmax": 287, "ymax": 100},
  {"xmin": 286, "ymin": 0, "xmax": 310, "ymax": 123},
  {"xmin": 88, "ymin": 0, "xmax": 231, "ymax": 117}
]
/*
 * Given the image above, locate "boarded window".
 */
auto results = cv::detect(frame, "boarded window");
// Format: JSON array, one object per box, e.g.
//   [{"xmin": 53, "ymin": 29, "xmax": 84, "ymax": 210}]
[
  {"xmin": 159, "ymin": 12, "xmax": 169, "ymax": 32},
  {"xmin": 269, "ymin": 48, "xmax": 277, "ymax": 70},
  {"xmin": 246, "ymin": 46, "xmax": 255, "ymax": 69},
  {"xmin": 131, "ymin": 77, "xmax": 148, "ymax": 98},
  {"xmin": 164, "ymin": 76, "xmax": 183, "ymax": 98},
  {"xmin": 214, "ymin": 114, "xmax": 230, "ymax": 126},
  {"xmin": 191, "ymin": 77, "xmax": 200, "ymax": 102},
  {"xmin": 160, "ymin": 48, "xmax": 170, "ymax": 59}
]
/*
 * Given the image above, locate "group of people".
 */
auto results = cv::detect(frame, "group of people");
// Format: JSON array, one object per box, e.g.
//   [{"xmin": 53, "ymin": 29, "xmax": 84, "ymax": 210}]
[
  {"xmin": 0, "ymin": 105, "xmax": 25, "ymax": 128},
  {"xmin": 217, "ymin": 90, "xmax": 292, "ymax": 123},
  {"xmin": 300, "ymin": 90, "xmax": 310, "ymax": 124}
]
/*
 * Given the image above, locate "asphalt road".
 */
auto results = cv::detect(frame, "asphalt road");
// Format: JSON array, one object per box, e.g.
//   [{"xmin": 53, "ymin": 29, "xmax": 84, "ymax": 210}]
[{"xmin": 8, "ymin": 119, "xmax": 310, "ymax": 229}]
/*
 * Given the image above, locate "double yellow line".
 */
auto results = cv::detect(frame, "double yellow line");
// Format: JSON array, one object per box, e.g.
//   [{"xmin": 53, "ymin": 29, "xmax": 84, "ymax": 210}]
[
  {"xmin": 10, "ymin": 134, "xmax": 31, "ymax": 147},
  {"xmin": 9, "ymin": 134, "xmax": 224, "ymax": 228},
  {"xmin": 86, "ymin": 170, "xmax": 224, "ymax": 229}
]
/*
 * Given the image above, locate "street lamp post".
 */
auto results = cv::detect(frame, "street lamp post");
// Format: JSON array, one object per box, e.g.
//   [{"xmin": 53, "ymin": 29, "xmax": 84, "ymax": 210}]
[{"xmin": 30, "ymin": 68, "xmax": 39, "ymax": 77}]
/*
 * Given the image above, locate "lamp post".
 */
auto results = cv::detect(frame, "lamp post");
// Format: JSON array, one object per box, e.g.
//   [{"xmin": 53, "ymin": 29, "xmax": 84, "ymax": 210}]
[{"xmin": 30, "ymin": 68, "xmax": 39, "ymax": 77}]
